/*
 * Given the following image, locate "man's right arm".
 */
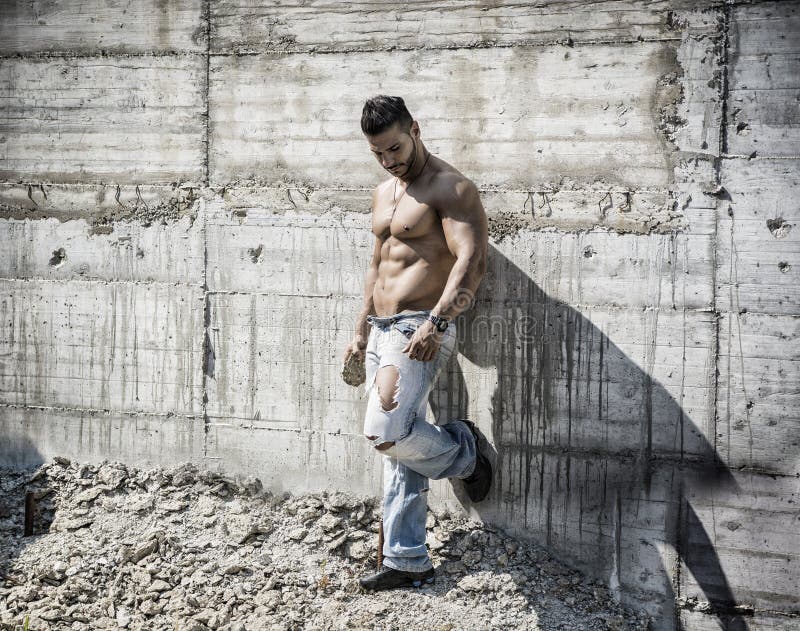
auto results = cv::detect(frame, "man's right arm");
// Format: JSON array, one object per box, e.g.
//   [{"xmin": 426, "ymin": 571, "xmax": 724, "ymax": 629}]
[
  {"xmin": 355, "ymin": 235, "xmax": 382, "ymax": 335},
  {"xmin": 344, "ymin": 193, "xmax": 383, "ymax": 362}
]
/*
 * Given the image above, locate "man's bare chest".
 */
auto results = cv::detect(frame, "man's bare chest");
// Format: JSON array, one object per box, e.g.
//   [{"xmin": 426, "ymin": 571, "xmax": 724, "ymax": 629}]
[{"xmin": 372, "ymin": 194, "xmax": 439, "ymax": 241}]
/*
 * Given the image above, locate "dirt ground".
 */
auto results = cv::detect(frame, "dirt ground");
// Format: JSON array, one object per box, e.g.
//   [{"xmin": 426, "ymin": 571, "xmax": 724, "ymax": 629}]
[{"xmin": 0, "ymin": 460, "xmax": 651, "ymax": 630}]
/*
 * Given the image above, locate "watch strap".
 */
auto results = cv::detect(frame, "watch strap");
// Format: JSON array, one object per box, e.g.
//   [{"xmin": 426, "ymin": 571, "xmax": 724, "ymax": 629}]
[{"xmin": 428, "ymin": 314, "xmax": 449, "ymax": 332}]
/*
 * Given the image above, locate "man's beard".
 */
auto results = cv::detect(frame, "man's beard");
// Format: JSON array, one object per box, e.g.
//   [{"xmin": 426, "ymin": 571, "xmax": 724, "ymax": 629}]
[{"xmin": 390, "ymin": 135, "xmax": 418, "ymax": 178}]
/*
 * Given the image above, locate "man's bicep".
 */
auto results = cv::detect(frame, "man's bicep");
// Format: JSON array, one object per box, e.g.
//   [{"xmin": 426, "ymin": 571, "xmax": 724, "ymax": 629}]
[{"xmin": 439, "ymin": 180, "xmax": 488, "ymax": 259}]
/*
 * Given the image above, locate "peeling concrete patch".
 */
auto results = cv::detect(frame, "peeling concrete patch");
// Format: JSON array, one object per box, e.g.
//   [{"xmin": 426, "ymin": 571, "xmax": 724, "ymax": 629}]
[
  {"xmin": 247, "ymin": 244, "xmax": 263, "ymax": 263},
  {"xmin": 88, "ymin": 225, "xmax": 114, "ymax": 236},
  {"xmin": 489, "ymin": 212, "xmax": 530, "ymax": 241},
  {"xmin": 0, "ymin": 213, "xmax": 204, "ymax": 284},
  {"xmin": 766, "ymin": 217, "xmax": 793, "ymax": 239},
  {"xmin": 48, "ymin": 248, "xmax": 66, "ymax": 268},
  {"xmin": 654, "ymin": 55, "xmax": 687, "ymax": 151},
  {"xmin": 0, "ymin": 184, "xmax": 199, "ymax": 229},
  {"xmin": 487, "ymin": 210, "xmax": 686, "ymax": 241}
]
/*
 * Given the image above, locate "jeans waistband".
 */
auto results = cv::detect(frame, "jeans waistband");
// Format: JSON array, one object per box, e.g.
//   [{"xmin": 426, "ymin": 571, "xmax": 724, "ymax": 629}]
[{"xmin": 367, "ymin": 310, "xmax": 431, "ymax": 326}]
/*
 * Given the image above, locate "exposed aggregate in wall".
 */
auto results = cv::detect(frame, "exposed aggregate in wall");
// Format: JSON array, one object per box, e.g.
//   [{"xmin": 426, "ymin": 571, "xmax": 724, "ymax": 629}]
[{"xmin": 0, "ymin": 1, "xmax": 798, "ymax": 629}]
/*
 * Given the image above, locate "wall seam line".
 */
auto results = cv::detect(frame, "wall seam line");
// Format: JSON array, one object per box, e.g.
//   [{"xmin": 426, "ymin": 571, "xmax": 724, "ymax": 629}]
[
  {"xmin": 713, "ymin": 0, "xmax": 732, "ymax": 477},
  {"xmin": 0, "ymin": 402, "xmax": 201, "ymax": 418},
  {"xmin": 200, "ymin": 0, "xmax": 212, "ymax": 463},
  {"xmin": 684, "ymin": 4, "xmax": 731, "ymax": 628}
]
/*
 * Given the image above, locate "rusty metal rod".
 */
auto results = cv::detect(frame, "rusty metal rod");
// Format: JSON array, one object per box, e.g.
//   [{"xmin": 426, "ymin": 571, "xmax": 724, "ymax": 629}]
[
  {"xmin": 24, "ymin": 492, "xmax": 35, "ymax": 537},
  {"xmin": 377, "ymin": 519, "xmax": 384, "ymax": 569}
]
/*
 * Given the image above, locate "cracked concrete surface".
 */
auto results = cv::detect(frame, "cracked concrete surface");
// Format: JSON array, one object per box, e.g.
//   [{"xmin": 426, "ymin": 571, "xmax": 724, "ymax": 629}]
[{"xmin": 0, "ymin": 1, "xmax": 798, "ymax": 629}]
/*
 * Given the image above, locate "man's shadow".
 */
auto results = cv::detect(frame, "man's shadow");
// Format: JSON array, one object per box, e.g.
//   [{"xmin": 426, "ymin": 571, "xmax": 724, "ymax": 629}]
[{"xmin": 429, "ymin": 243, "xmax": 746, "ymax": 630}]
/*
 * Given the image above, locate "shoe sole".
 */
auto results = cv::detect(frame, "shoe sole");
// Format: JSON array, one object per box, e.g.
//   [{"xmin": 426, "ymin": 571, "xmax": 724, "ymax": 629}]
[
  {"xmin": 412, "ymin": 575, "xmax": 435, "ymax": 588},
  {"xmin": 462, "ymin": 420, "xmax": 493, "ymax": 502},
  {"xmin": 359, "ymin": 574, "xmax": 435, "ymax": 591}
]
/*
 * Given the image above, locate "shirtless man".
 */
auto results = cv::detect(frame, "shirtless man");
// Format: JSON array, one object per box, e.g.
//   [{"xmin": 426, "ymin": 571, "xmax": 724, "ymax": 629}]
[{"xmin": 342, "ymin": 95, "xmax": 492, "ymax": 591}]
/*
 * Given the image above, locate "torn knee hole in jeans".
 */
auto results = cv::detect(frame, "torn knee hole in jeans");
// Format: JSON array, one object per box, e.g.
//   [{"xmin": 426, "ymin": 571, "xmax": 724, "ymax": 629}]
[
  {"xmin": 374, "ymin": 364, "xmax": 401, "ymax": 412},
  {"xmin": 364, "ymin": 365, "xmax": 403, "ymax": 450}
]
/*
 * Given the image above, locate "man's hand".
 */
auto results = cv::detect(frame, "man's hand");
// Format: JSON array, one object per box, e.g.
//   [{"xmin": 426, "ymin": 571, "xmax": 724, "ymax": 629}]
[
  {"xmin": 343, "ymin": 335, "xmax": 367, "ymax": 363},
  {"xmin": 403, "ymin": 320, "xmax": 444, "ymax": 362}
]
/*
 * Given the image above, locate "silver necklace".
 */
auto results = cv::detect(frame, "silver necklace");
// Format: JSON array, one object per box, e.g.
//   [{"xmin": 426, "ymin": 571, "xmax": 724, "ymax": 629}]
[{"xmin": 392, "ymin": 150, "xmax": 431, "ymax": 219}]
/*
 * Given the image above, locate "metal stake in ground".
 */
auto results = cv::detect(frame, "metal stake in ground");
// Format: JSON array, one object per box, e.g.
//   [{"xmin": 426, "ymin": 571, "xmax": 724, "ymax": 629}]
[
  {"xmin": 377, "ymin": 519, "xmax": 384, "ymax": 569},
  {"xmin": 24, "ymin": 491, "xmax": 35, "ymax": 537}
]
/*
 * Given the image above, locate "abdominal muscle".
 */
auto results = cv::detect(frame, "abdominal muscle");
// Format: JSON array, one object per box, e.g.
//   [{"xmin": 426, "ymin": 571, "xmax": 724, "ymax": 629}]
[{"xmin": 372, "ymin": 236, "xmax": 454, "ymax": 316}]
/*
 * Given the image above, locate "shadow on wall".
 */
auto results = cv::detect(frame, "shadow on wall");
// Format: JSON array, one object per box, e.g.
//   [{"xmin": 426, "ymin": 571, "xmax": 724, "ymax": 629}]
[
  {"xmin": 0, "ymin": 432, "xmax": 46, "ymax": 471},
  {"xmin": 0, "ymin": 433, "xmax": 51, "ymax": 589},
  {"xmin": 430, "ymin": 244, "xmax": 746, "ymax": 630}
]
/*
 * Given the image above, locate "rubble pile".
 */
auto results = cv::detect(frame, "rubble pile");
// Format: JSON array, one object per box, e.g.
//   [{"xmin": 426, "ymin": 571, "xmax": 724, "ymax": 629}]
[{"xmin": 0, "ymin": 459, "xmax": 650, "ymax": 630}]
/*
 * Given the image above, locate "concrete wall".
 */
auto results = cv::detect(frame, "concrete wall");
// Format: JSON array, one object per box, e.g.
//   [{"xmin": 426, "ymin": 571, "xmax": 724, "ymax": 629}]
[{"xmin": 0, "ymin": 1, "xmax": 797, "ymax": 628}]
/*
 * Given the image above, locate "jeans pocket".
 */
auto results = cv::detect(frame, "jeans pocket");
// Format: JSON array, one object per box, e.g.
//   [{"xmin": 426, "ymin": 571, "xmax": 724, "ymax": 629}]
[{"xmin": 392, "ymin": 321, "xmax": 419, "ymax": 339}]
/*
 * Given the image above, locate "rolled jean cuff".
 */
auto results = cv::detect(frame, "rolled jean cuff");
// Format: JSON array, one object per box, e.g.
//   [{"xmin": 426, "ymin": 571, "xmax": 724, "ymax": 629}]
[{"xmin": 382, "ymin": 555, "xmax": 433, "ymax": 573}]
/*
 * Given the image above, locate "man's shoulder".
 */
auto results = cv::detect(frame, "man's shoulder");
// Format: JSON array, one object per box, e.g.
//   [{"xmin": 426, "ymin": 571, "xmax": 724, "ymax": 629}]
[
  {"xmin": 429, "ymin": 167, "xmax": 479, "ymax": 207},
  {"xmin": 371, "ymin": 177, "xmax": 395, "ymax": 200},
  {"xmin": 369, "ymin": 178, "xmax": 394, "ymax": 211}
]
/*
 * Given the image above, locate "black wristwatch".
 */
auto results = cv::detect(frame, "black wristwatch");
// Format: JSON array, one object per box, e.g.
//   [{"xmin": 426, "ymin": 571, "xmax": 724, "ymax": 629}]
[{"xmin": 428, "ymin": 314, "xmax": 449, "ymax": 332}]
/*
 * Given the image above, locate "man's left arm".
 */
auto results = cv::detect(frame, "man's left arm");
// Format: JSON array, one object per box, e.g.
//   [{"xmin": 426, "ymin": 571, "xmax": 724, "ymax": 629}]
[
  {"xmin": 403, "ymin": 177, "xmax": 488, "ymax": 361},
  {"xmin": 431, "ymin": 177, "xmax": 488, "ymax": 321}
]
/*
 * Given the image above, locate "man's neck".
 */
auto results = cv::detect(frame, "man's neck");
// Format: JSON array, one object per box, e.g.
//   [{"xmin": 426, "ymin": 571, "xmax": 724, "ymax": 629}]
[{"xmin": 399, "ymin": 143, "xmax": 430, "ymax": 184}]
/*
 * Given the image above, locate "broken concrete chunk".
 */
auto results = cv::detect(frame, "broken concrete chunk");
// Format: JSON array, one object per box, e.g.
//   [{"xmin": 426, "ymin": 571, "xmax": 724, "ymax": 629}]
[
  {"xmin": 326, "ymin": 533, "xmax": 348, "ymax": 552},
  {"xmin": 316, "ymin": 513, "xmax": 343, "ymax": 532},
  {"xmin": 125, "ymin": 493, "xmax": 155, "ymax": 513},
  {"xmin": 127, "ymin": 539, "xmax": 159, "ymax": 564},
  {"xmin": 52, "ymin": 515, "xmax": 95, "ymax": 532},
  {"xmin": 74, "ymin": 487, "xmax": 105, "ymax": 504}
]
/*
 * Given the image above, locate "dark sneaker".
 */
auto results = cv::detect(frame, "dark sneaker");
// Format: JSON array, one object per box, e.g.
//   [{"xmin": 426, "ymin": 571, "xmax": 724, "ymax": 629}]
[
  {"xmin": 359, "ymin": 565, "xmax": 435, "ymax": 591},
  {"xmin": 460, "ymin": 419, "xmax": 492, "ymax": 502}
]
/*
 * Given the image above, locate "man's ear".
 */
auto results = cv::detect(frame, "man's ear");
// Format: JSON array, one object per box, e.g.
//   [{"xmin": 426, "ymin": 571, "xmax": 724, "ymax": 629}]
[{"xmin": 410, "ymin": 120, "xmax": 420, "ymax": 138}]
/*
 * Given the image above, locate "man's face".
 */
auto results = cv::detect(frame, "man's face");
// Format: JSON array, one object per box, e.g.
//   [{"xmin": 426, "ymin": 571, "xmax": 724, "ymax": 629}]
[{"xmin": 365, "ymin": 122, "xmax": 418, "ymax": 178}]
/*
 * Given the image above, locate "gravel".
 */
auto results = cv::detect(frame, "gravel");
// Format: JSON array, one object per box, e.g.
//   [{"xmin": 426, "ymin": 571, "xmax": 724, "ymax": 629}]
[{"xmin": 0, "ymin": 459, "xmax": 651, "ymax": 630}]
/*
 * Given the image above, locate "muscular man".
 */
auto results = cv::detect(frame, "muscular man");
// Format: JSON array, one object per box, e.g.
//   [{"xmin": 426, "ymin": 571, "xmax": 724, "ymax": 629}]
[{"xmin": 343, "ymin": 95, "xmax": 492, "ymax": 591}]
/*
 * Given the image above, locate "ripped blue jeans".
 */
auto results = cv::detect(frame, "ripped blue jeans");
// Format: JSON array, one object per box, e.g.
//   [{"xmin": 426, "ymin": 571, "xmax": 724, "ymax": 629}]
[{"xmin": 364, "ymin": 310, "xmax": 477, "ymax": 572}]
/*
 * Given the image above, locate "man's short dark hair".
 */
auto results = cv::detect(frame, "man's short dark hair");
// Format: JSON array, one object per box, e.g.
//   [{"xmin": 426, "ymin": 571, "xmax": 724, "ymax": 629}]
[{"xmin": 361, "ymin": 95, "xmax": 413, "ymax": 135}]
